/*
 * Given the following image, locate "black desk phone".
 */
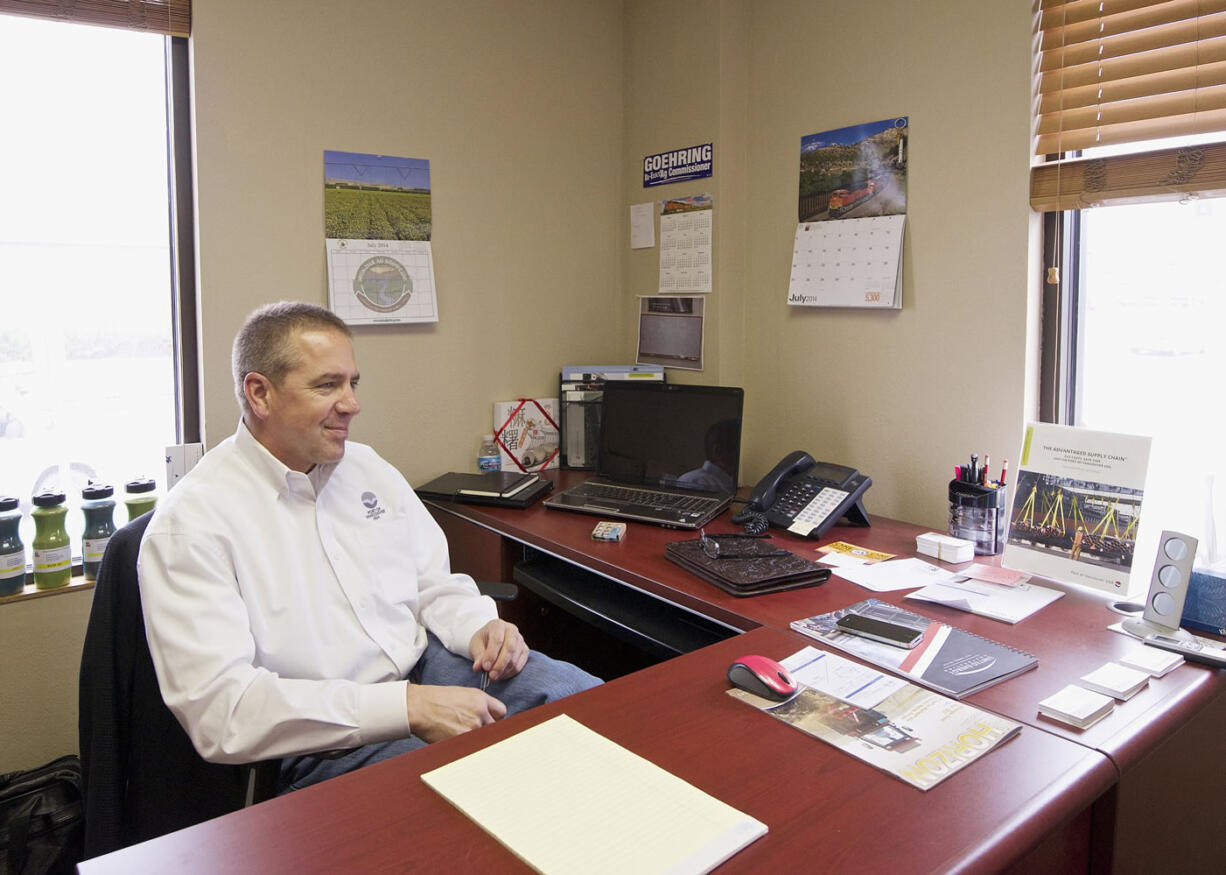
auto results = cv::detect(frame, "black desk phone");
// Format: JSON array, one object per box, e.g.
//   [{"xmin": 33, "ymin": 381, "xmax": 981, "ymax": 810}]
[{"xmin": 732, "ymin": 451, "xmax": 871, "ymax": 538}]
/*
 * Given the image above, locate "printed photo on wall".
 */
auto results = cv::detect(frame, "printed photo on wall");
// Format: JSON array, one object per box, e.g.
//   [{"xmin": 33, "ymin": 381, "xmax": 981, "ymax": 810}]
[
  {"xmin": 798, "ymin": 117, "xmax": 908, "ymax": 223},
  {"xmin": 788, "ymin": 118, "xmax": 908, "ymax": 309},
  {"xmin": 323, "ymin": 150, "xmax": 439, "ymax": 325},
  {"xmin": 637, "ymin": 296, "xmax": 705, "ymax": 371}
]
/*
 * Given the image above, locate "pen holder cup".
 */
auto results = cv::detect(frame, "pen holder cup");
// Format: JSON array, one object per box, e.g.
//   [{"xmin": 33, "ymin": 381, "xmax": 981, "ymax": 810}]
[{"xmin": 948, "ymin": 480, "xmax": 1007, "ymax": 556}]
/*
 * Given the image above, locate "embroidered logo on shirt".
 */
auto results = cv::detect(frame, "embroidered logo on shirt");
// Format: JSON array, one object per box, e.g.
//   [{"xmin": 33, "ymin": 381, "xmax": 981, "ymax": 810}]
[{"xmin": 361, "ymin": 491, "xmax": 385, "ymax": 520}]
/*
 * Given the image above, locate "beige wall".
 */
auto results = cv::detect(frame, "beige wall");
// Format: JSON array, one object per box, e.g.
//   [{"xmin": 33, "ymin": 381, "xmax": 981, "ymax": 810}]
[
  {"xmin": 747, "ymin": 0, "xmax": 1039, "ymax": 529},
  {"xmin": 622, "ymin": 0, "xmax": 750, "ymax": 392},
  {"xmin": 1, "ymin": 589, "xmax": 93, "ymax": 772},
  {"xmin": 622, "ymin": 0, "xmax": 1038, "ymax": 528},
  {"xmin": 191, "ymin": 0, "xmax": 628, "ymax": 483},
  {"xmin": 5, "ymin": 0, "xmax": 1040, "ymax": 771}
]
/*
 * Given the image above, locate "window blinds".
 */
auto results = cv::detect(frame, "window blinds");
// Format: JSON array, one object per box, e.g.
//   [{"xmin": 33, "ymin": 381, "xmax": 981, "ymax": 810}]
[
  {"xmin": 0, "ymin": 0, "xmax": 189, "ymax": 37},
  {"xmin": 1032, "ymin": 0, "xmax": 1226, "ymax": 209}
]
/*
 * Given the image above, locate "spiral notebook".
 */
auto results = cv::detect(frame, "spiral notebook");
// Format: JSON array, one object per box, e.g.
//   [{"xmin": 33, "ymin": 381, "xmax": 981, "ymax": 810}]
[{"xmin": 790, "ymin": 598, "xmax": 1037, "ymax": 699}]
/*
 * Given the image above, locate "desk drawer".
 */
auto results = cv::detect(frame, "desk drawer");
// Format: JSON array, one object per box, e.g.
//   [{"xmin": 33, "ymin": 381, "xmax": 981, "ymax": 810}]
[{"xmin": 513, "ymin": 552, "xmax": 739, "ymax": 673}]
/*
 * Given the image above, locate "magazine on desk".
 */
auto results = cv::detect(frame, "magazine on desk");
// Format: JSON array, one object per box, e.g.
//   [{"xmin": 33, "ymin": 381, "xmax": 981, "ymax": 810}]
[
  {"xmin": 789, "ymin": 599, "xmax": 1038, "ymax": 699},
  {"xmin": 728, "ymin": 646, "xmax": 1021, "ymax": 790}
]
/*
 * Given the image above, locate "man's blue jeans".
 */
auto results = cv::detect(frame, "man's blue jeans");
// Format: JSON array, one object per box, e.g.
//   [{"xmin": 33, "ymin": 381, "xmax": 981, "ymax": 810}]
[{"xmin": 279, "ymin": 632, "xmax": 600, "ymax": 793}]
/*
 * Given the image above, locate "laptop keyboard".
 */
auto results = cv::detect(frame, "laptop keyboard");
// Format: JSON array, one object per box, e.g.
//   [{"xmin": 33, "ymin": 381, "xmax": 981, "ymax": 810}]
[{"xmin": 578, "ymin": 482, "xmax": 717, "ymax": 511}]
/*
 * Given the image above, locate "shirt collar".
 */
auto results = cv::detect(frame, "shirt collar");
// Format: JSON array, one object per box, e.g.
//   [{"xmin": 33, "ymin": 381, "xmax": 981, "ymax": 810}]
[{"xmin": 234, "ymin": 419, "xmax": 338, "ymax": 499}]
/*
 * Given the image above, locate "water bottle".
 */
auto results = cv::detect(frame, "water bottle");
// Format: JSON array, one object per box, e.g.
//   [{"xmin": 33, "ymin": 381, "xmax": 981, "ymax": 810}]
[
  {"xmin": 0, "ymin": 497, "xmax": 25, "ymax": 597},
  {"xmin": 478, "ymin": 434, "xmax": 501, "ymax": 472},
  {"xmin": 81, "ymin": 482, "xmax": 116, "ymax": 581},
  {"xmin": 32, "ymin": 491, "xmax": 72, "ymax": 590},
  {"xmin": 124, "ymin": 477, "xmax": 158, "ymax": 522}
]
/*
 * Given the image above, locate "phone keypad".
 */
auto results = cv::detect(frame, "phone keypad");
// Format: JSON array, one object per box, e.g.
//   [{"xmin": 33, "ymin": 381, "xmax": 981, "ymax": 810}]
[
  {"xmin": 775, "ymin": 480, "xmax": 821, "ymax": 517},
  {"xmin": 791, "ymin": 486, "xmax": 849, "ymax": 528}
]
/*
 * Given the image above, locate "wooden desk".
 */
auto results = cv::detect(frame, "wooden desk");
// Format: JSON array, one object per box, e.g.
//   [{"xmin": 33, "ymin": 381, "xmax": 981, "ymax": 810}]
[
  {"xmin": 425, "ymin": 470, "xmax": 1226, "ymax": 872},
  {"xmin": 78, "ymin": 471, "xmax": 1224, "ymax": 873},
  {"xmin": 78, "ymin": 627, "xmax": 1114, "ymax": 874}
]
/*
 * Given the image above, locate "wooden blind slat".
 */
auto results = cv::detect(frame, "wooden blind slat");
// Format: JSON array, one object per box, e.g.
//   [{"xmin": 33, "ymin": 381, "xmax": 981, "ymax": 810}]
[
  {"xmin": 1042, "ymin": 0, "xmax": 1226, "ymax": 53},
  {"xmin": 1038, "ymin": 83, "xmax": 1226, "ymax": 137},
  {"xmin": 1039, "ymin": 34, "xmax": 1226, "ymax": 94},
  {"xmin": 1040, "ymin": 11, "xmax": 1226, "ymax": 71},
  {"xmin": 1031, "ymin": 139, "xmax": 1226, "ymax": 209},
  {"xmin": 1040, "ymin": 0, "xmax": 1198, "ymax": 30},
  {"xmin": 1039, "ymin": 59, "xmax": 1226, "ymax": 114},
  {"xmin": 1036, "ymin": 107, "xmax": 1226, "ymax": 155},
  {"xmin": 1034, "ymin": 0, "xmax": 1226, "ymax": 191},
  {"xmin": 0, "ymin": 0, "xmax": 189, "ymax": 37}
]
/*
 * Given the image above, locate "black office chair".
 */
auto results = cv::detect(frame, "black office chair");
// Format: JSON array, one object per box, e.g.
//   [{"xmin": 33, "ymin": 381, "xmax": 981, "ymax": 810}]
[
  {"xmin": 77, "ymin": 514, "xmax": 276, "ymax": 859},
  {"xmin": 77, "ymin": 514, "xmax": 518, "ymax": 859}
]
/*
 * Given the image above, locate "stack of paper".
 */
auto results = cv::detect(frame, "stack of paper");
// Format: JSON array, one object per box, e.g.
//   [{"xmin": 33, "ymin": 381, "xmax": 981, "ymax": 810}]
[
  {"xmin": 421, "ymin": 714, "xmax": 767, "ymax": 874},
  {"xmin": 1038, "ymin": 684, "xmax": 1115, "ymax": 729},
  {"xmin": 1079, "ymin": 662, "xmax": 1150, "ymax": 700},
  {"xmin": 906, "ymin": 577, "xmax": 1065, "ymax": 624},
  {"xmin": 1118, "ymin": 645, "xmax": 1185, "ymax": 677}
]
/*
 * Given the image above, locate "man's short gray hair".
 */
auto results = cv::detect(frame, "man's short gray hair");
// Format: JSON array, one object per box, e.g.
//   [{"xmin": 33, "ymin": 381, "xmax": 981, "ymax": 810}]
[{"xmin": 232, "ymin": 301, "xmax": 352, "ymax": 414}]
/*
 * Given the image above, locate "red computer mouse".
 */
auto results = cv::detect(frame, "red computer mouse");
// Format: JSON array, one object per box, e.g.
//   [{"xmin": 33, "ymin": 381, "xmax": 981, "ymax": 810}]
[{"xmin": 727, "ymin": 654, "xmax": 798, "ymax": 701}]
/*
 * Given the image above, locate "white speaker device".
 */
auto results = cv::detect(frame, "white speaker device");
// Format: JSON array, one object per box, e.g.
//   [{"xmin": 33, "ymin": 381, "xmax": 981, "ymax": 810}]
[{"xmin": 1122, "ymin": 530, "xmax": 1198, "ymax": 641}]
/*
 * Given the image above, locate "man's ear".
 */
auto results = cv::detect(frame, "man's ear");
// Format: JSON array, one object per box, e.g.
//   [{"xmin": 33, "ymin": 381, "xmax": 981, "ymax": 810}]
[{"xmin": 243, "ymin": 372, "xmax": 274, "ymax": 421}]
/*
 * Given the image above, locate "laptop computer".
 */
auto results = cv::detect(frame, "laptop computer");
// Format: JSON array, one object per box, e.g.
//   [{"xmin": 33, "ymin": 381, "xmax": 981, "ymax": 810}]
[{"xmin": 544, "ymin": 382, "xmax": 743, "ymax": 529}]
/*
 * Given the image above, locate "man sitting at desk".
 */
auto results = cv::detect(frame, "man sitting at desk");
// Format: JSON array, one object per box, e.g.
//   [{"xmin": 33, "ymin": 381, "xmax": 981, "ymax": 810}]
[{"xmin": 138, "ymin": 301, "xmax": 600, "ymax": 792}]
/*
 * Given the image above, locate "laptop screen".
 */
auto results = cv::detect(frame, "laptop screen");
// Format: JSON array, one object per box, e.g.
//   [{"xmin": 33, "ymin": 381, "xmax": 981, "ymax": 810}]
[{"xmin": 597, "ymin": 383, "xmax": 743, "ymax": 494}]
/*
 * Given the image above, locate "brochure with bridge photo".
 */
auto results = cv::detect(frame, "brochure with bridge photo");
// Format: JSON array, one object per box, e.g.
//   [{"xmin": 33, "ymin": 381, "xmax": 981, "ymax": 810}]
[{"xmin": 1002, "ymin": 423, "xmax": 1152, "ymax": 596}]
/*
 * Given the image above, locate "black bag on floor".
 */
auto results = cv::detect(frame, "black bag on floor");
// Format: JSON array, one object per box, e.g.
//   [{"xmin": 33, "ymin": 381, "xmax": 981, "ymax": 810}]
[{"xmin": 0, "ymin": 755, "xmax": 84, "ymax": 875}]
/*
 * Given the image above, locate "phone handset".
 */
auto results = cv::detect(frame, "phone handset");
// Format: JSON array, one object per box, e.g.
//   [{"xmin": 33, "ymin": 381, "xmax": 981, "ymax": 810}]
[
  {"xmin": 731, "ymin": 450, "xmax": 817, "ymax": 534},
  {"xmin": 739, "ymin": 450, "xmax": 817, "ymax": 515},
  {"xmin": 734, "ymin": 451, "xmax": 872, "ymax": 539}
]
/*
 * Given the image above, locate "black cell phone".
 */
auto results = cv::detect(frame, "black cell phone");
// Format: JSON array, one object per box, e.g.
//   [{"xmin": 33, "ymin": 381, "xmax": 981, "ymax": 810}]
[{"xmin": 836, "ymin": 613, "xmax": 924, "ymax": 649}]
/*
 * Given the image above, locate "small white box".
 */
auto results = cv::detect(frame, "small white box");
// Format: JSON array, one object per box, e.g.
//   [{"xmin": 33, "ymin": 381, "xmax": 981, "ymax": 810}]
[
  {"xmin": 916, "ymin": 532, "xmax": 943, "ymax": 559},
  {"xmin": 938, "ymin": 536, "xmax": 975, "ymax": 564},
  {"xmin": 916, "ymin": 532, "xmax": 974, "ymax": 564},
  {"xmin": 1079, "ymin": 662, "xmax": 1150, "ymax": 701}
]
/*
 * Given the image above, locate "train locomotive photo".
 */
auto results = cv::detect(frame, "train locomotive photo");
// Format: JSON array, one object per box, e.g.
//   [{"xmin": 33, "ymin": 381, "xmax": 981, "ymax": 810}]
[{"xmin": 828, "ymin": 179, "xmax": 878, "ymax": 217}]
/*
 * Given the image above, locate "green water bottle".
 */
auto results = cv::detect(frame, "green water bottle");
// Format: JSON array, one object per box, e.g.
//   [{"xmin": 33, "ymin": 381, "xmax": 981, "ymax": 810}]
[
  {"xmin": 124, "ymin": 477, "xmax": 158, "ymax": 522},
  {"xmin": 0, "ymin": 496, "xmax": 25, "ymax": 597},
  {"xmin": 81, "ymin": 483, "xmax": 116, "ymax": 582},
  {"xmin": 32, "ymin": 491, "xmax": 72, "ymax": 590}
]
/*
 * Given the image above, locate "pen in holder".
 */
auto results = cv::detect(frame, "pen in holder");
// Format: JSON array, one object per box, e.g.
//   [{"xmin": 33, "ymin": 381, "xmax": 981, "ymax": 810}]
[{"xmin": 948, "ymin": 480, "xmax": 1007, "ymax": 556}]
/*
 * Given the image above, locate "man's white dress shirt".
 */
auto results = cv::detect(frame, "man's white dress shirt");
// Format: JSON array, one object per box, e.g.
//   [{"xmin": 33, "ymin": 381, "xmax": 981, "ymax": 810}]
[{"xmin": 137, "ymin": 422, "xmax": 497, "ymax": 763}]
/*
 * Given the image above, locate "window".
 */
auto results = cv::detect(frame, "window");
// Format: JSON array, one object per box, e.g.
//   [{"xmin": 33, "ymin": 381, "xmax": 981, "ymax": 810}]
[
  {"xmin": 0, "ymin": 12, "xmax": 195, "ymax": 561},
  {"xmin": 1067, "ymin": 163, "xmax": 1226, "ymax": 569},
  {"xmin": 1034, "ymin": 2, "xmax": 1226, "ymax": 569}
]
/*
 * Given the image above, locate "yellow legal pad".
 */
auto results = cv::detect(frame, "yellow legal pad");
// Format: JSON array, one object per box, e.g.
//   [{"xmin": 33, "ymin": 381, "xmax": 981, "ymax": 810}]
[{"xmin": 421, "ymin": 714, "xmax": 767, "ymax": 874}]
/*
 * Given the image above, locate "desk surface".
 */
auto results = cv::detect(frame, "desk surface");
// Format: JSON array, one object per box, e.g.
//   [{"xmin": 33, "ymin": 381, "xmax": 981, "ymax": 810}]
[
  {"xmin": 78, "ymin": 626, "xmax": 1114, "ymax": 875},
  {"xmin": 79, "ymin": 470, "xmax": 1225, "ymax": 873},
  {"xmin": 427, "ymin": 470, "xmax": 1226, "ymax": 775}
]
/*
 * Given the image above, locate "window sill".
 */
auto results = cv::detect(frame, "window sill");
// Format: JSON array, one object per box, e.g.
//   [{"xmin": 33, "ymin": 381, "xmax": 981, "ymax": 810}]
[{"xmin": 0, "ymin": 574, "xmax": 96, "ymax": 606}]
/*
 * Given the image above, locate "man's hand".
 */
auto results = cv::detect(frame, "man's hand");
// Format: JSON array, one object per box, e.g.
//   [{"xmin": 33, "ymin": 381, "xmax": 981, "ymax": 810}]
[
  {"xmin": 469, "ymin": 619, "xmax": 529, "ymax": 682},
  {"xmin": 405, "ymin": 684, "xmax": 506, "ymax": 744}
]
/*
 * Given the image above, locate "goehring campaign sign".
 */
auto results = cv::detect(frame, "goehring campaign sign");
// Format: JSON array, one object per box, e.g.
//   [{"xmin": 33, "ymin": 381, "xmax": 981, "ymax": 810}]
[{"xmin": 643, "ymin": 143, "xmax": 713, "ymax": 187}]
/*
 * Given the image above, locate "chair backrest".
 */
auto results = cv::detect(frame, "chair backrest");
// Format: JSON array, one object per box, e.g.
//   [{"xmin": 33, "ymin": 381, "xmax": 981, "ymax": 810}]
[{"xmin": 78, "ymin": 513, "xmax": 251, "ymax": 858}]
